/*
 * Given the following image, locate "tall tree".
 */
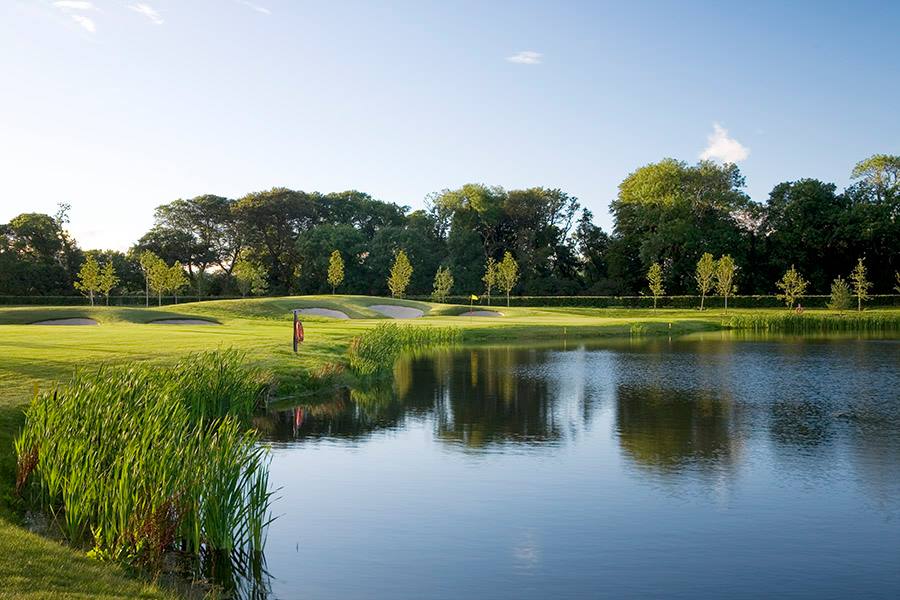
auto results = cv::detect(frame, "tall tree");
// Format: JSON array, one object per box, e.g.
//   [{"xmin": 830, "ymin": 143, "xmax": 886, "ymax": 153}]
[
  {"xmin": 715, "ymin": 255, "xmax": 737, "ymax": 313},
  {"xmin": 167, "ymin": 262, "xmax": 190, "ymax": 304},
  {"xmin": 99, "ymin": 261, "xmax": 119, "ymax": 306},
  {"xmin": 327, "ymin": 250, "xmax": 345, "ymax": 294},
  {"xmin": 611, "ymin": 159, "xmax": 752, "ymax": 294},
  {"xmin": 232, "ymin": 250, "xmax": 268, "ymax": 297},
  {"xmin": 147, "ymin": 256, "xmax": 169, "ymax": 306},
  {"xmin": 482, "ymin": 257, "xmax": 498, "ymax": 306},
  {"xmin": 497, "ymin": 251, "xmax": 519, "ymax": 307},
  {"xmin": 138, "ymin": 251, "xmax": 161, "ymax": 307},
  {"xmin": 432, "ymin": 266, "xmax": 454, "ymax": 303},
  {"xmin": 851, "ymin": 154, "xmax": 900, "ymax": 204},
  {"xmin": 234, "ymin": 188, "xmax": 318, "ymax": 293},
  {"xmin": 695, "ymin": 252, "xmax": 716, "ymax": 310},
  {"xmin": 387, "ymin": 250, "xmax": 413, "ymax": 298},
  {"xmin": 74, "ymin": 255, "xmax": 101, "ymax": 306},
  {"xmin": 647, "ymin": 262, "xmax": 664, "ymax": 309},
  {"xmin": 0, "ymin": 212, "xmax": 81, "ymax": 295},
  {"xmin": 849, "ymin": 257, "xmax": 872, "ymax": 312},
  {"xmin": 573, "ymin": 209, "xmax": 613, "ymax": 293},
  {"xmin": 763, "ymin": 179, "xmax": 850, "ymax": 293}
]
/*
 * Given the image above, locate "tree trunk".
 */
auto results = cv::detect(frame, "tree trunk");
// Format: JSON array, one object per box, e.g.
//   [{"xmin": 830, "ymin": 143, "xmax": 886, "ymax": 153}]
[
  {"xmin": 507, "ymin": 290, "xmax": 510, "ymax": 307},
  {"xmin": 700, "ymin": 293, "xmax": 705, "ymax": 311},
  {"xmin": 653, "ymin": 296, "xmax": 657, "ymax": 309},
  {"xmin": 724, "ymin": 295, "xmax": 728, "ymax": 314},
  {"xmin": 145, "ymin": 279, "xmax": 149, "ymax": 307},
  {"xmin": 158, "ymin": 292, "xmax": 162, "ymax": 307}
]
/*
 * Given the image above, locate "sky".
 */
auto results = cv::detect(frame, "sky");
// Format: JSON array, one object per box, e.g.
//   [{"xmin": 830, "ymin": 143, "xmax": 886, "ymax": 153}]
[{"xmin": 1, "ymin": 0, "xmax": 898, "ymax": 250}]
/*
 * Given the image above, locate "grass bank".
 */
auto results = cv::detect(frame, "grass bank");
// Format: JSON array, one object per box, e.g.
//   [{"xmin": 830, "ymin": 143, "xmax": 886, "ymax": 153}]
[{"xmin": 1, "ymin": 296, "xmax": 899, "ymax": 597}]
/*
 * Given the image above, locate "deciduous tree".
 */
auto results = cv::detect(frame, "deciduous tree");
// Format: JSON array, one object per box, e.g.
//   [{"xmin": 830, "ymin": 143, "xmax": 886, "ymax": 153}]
[
  {"xmin": 647, "ymin": 262, "xmax": 664, "ymax": 309},
  {"xmin": 147, "ymin": 256, "xmax": 169, "ymax": 306},
  {"xmin": 482, "ymin": 257, "xmax": 498, "ymax": 306},
  {"xmin": 167, "ymin": 262, "xmax": 190, "ymax": 304},
  {"xmin": 387, "ymin": 250, "xmax": 413, "ymax": 298},
  {"xmin": 233, "ymin": 251, "xmax": 268, "ymax": 297},
  {"xmin": 327, "ymin": 250, "xmax": 345, "ymax": 294},
  {"xmin": 432, "ymin": 266, "xmax": 454, "ymax": 303},
  {"xmin": 695, "ymin": 252, "xmax": 716, "ymax": 310},
  {"xmin": 849, "ymin": 257, "xmax": 872, "ymax": 312},
  {"xmin": 139, "ymin": 250, "xmax": 162, "ymax": 307},
  {"xmin": 74, "ymin": 255, "xmax": 101, "ymax": 306},
  {"xmin": 715, "ymin": 254, "xmax": 737, "ymax": 313},
  {"xmin": 99, "ymin": 261, "xmax": 119, "ymax": 306},
  {"xmin": 775, "ymin": 265, "xmax": 808, "ymax": 309},
  {"xmin": 497, "ymin": 251, "xmax": 519, "ymax": 307}
]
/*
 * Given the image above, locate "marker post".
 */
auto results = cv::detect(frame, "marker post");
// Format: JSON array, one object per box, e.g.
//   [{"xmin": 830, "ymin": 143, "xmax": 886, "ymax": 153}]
[{"xmin": 292, "ymin": 310, "xmax": 304, "ymax": 352}]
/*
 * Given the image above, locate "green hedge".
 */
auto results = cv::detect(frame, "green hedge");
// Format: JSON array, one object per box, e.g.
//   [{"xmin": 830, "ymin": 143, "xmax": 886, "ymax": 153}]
[
  {"xmin": 0, "ymin": 295, "xmax": 242, "ymax": 307},
  {"xmin": 413, "ymin": 294, "xmax": 900, "ymax": 309}
]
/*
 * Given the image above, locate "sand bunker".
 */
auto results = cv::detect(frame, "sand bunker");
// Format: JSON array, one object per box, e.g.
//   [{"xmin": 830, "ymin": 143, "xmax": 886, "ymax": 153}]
[
  {"xmin": 149, "ymin": 319, "xmax": 219, "ymax": 325},
  {"xmin": 459, "ymin": 310, "xmax": 503, "ymax": 317},
  {"xmin": 296, "ymin": 308, "xmax": 350, "ymax": 319},
  {"xmin": 31, "ymin": 318, "xmax": 98, "ymax": 326},
  {"xmin": 369, "ymin": 304, "xmax": 424, "ymax": 319}
]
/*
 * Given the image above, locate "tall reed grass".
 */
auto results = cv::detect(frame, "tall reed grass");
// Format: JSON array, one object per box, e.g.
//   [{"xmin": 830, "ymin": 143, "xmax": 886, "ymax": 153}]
[
  {"xmin": 348, "ymin": 324, "xmax": 461, "ymax": 375},
  {"xmin": 724, "ymin": 312, "xmax": 900, "ymax": 333},
  {"xmin": 14, "ymin": 351, "xmax": 274, "ymax": 566}
]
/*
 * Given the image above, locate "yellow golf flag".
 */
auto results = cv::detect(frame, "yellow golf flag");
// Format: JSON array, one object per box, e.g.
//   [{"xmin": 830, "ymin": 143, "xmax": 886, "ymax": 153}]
[{"xmin": 470, "ymin": 295, "xmax": 479, "ymax": 301}]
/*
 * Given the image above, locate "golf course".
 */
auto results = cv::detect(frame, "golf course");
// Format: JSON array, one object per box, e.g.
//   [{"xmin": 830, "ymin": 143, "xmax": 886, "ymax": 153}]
[{"xmin": 0, "ymin": 296, "xmax": 898, "ymax": 598}]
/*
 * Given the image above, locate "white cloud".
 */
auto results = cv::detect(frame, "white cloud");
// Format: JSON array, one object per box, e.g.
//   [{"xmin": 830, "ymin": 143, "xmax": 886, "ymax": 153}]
[
  {"xmin": 129, "ymin": 3, "xmax": 163, "ymax": 25},
  {"xmin": 53, "ymin": 1, "xmax": 95, "ymax": 10},
  {"xmin": 699, "ymin": 123, "xmax": 749, "ymax": 163},
  {"xmin": 70, "ymin": 14, "xmax": 96, "ymax": 32},
  {"xmin": 507, "ymin": 50, "xmax": 542, "ymax": 65},
  {"xmin": 236, "ymin": 0, "xmax": 271, "ymax": 15}
]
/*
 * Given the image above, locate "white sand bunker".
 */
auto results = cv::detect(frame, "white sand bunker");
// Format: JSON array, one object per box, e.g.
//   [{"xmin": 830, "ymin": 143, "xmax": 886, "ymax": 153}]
[
  {"xmin": 459, "ymin": 310, "xmax": 503, "ymax": 317},
  {"xmin": 296, "ymin": 308, "xmax": 350, "ymax": 319},
  {"xmin": 31, "ymin": 318, "xmax": 98, "ymax": 326},
  {"xmin": 369, "ymin": 304, "xmax": 424, "ymax": 319},
  {"xmin": 149, "ymin": 319, "xmax": 219, "ymax": 325}
]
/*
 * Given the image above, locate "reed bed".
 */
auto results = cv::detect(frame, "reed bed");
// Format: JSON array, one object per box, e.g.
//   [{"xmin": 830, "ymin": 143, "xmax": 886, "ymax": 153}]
[
  {"xmin": 348, "ymin": 324, "xmax": 462, "ymax": 375},
  {"xmin": 724, "ymin": 312, "xmax": 900, "ymax": 333},
  {"xmin": 14, "ymin": 351, "xmax": 273, "ymax": 567}
]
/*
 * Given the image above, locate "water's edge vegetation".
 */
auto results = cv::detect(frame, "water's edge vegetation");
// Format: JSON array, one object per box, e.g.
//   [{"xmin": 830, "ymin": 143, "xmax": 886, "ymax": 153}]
[{"xmin": 14, "ymin": 351, "xmax": 273, "ymax": 576}]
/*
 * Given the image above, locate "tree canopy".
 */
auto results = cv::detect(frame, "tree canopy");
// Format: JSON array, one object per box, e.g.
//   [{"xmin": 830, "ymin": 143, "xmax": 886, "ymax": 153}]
[{"xmin": 2, "ymin": 154, "xmax": 898, "ymax": 300}]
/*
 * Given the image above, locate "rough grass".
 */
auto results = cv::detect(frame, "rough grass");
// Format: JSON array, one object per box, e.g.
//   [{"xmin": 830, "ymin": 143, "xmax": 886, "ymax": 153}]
[{"xmin": 1, "ymin": 296, "xmax": 899, "ymax": 597}]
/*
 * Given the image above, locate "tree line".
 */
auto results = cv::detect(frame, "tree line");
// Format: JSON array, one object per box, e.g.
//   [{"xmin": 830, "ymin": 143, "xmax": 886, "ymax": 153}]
[{"xmin": 1, "ymin": 154, "xmax": 897, "ymax": 301}]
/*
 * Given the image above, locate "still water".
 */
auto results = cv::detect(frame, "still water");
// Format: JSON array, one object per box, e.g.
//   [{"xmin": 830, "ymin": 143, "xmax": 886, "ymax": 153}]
[{"xmin": 252, "ymin": 334, "xmax": 900, "ymax": 599}]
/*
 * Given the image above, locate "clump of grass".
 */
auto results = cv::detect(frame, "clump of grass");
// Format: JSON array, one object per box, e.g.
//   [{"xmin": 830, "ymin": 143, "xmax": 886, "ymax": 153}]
[
  {"xmin": 14, "ymin": 351, "xmax": 274, "ymax": 568},
  {"xmin": 169, "ymin": 349, "xmax": 270, "ymax": 420},
  {"xmin": 348, "ymin": 324, "xmax": 461, "ymax": 375},
  {"xmin": 724, "ymin": 312, "xmax": 900, "ymax": 333}
]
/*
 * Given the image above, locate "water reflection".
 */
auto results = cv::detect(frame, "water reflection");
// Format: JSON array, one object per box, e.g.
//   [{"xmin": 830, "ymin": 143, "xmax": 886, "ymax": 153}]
[
  {"xmin": 615, "ymin": 385, "xmax": 742, "ymax": 473},
  {"xmin": 253, "ymin": 336, "xmax": 900, "ymax": 600}
]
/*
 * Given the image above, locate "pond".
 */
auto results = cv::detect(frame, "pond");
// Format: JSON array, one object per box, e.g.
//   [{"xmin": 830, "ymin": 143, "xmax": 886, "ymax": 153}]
[{"xmin": 250, "ymin": 333, "xmax": 900, "ymax": 599}]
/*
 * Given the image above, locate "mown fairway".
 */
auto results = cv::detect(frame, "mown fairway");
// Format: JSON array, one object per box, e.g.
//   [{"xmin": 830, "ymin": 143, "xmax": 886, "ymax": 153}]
[{"xmin": 1, "ymin": 295, "xmax": 898, "ymax": 598}]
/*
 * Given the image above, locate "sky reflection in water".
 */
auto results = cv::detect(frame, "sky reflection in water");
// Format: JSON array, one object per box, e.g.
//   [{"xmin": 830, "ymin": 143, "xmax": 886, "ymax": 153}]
[{"xmin": 251, "ymin": 334, "xmax": 900, "ymax": 600}]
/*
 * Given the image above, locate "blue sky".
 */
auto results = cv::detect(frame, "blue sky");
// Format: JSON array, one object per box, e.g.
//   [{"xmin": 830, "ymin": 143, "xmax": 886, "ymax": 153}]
[{"xmin": 1, "ymin": 0, "xmax": 898, "ymax": 250}]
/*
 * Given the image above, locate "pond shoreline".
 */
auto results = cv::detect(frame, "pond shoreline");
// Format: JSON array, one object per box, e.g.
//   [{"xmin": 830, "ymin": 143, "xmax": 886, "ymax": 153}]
[{"xmin": 1, "ymin": 297, "xmax": 899, "ymax": 598}]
